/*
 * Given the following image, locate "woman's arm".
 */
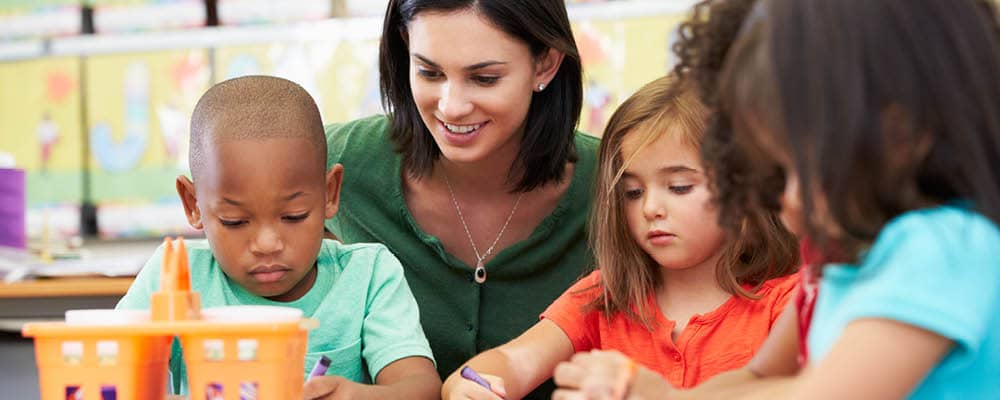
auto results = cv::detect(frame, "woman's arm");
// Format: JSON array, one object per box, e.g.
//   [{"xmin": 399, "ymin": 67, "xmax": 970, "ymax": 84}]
[{"xmin": 442, "ymin": 319, "xmax": 576, "ymax": 400}]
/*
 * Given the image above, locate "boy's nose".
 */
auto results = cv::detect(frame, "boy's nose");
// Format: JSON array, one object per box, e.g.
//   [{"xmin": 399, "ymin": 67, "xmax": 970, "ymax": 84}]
[{"xmin": 250, "ymin": 226, "xmax": 284, "ymax": 256}]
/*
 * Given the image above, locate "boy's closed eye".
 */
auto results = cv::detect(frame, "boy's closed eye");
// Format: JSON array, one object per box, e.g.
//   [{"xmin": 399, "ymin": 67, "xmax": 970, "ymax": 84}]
[
  {"xmin": 219, "ymin": 218, "xmax": 248, "ymax": 228},
  {"xmin": 282, "ymin": 212, "xmax": 310, "ymax": 222}
]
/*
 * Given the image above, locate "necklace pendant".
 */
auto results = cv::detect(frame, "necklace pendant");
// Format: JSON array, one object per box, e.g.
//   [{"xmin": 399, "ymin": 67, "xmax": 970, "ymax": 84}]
[{"xmin": 474, "ymin": 260, "xmax": 487, "ymax": 284}]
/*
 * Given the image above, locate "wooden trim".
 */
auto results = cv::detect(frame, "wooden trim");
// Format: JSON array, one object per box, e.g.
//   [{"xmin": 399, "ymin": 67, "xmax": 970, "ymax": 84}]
[{"xmin": 0, "ymin": 277, "xmax": 133, "ymax": 299}]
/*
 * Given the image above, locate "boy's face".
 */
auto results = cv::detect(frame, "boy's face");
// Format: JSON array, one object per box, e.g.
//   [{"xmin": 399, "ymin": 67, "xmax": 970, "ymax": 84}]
[{"xmin": 176, "ymin": 136, "xmax": 342, "ymax": 302}]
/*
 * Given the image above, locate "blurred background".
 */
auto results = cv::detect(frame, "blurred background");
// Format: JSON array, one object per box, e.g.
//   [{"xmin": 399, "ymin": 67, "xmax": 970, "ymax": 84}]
[
  {"xmin": 0, "ymin": 0, "xmax": 695, "ymax": 244},
  {"xmin": 0, "ymin": 2, "xmax": 696, "ymax": 396}
]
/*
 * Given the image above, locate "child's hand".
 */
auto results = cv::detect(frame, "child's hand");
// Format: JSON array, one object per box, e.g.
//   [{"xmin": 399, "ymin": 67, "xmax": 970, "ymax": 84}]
[
  {"xmin": 302, "ymin": 376, "xmax": 373, "ymax": 400},
  {"xmin": 552, "ymin": 350, "xmax": 674, "ymax": 400},
  {"xmin": 444, "ymin": 372, "xmax": 507, "ymax": 400}
]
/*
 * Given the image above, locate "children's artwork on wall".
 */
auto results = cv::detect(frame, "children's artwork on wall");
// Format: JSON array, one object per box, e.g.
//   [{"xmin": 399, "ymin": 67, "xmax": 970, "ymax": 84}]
[
  {"xmin": 0, "ymin": 56, "xmax": 84, "ymax": 239},
  {"xmin": 85, "ymin": 49, "xmax": 210, "ymax": 238},
  {"xmin": 573, "ymin": 13, "xmax": 686, "ymax": 136},
  {"xmin": 214, "ymin": 37, "xmax": 381, "ymax": 125}
]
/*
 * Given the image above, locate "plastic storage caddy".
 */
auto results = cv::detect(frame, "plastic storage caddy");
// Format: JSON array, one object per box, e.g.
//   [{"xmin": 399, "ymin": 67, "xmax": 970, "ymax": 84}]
[{"xmin": 23, "ymin": 238, "xmax": 316, "ymax": 400}]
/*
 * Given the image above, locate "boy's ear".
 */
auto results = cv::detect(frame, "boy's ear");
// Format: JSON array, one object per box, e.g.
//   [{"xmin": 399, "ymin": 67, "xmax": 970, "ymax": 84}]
[
  {"xmin": 176, "ymin": 175, "xmax": 204, "ymax": 230},
  {"xmin": 324, "ymin": 164, "xmax": 345, "ymax": 219},
  {"xmin": 533, "ymin": 48, "xmax": 565, "ymax": 91}
]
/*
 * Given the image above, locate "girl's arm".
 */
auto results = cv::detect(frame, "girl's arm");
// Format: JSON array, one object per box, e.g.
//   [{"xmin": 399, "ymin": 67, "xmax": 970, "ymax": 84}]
[
  {"xmin": 777, "ymin": 318, "xmax": 951, "ymax": 399},
  {"xmin": 302, "ymin": 356, "xmax": 440, "ymax": 400},
  {"xmin": 680, "ymin": 318, "xmax": 951, "ymax": 400},
  {"xmin": 552, "ymin": 298, "xmax": 803, "ymax": 400},
  {"xmin": 442, "ymin": 319, "xmax": 576, "ymax": 400}
]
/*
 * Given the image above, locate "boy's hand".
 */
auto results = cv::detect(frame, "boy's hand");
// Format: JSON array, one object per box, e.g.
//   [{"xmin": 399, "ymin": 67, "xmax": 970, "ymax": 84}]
[
  {"xmin": 303, "ymin": 376, "xmax": 375, "ymax": 400},
  {"xmin": 443, "ymin": 373, "xmax": 506, "ymax": 400}
]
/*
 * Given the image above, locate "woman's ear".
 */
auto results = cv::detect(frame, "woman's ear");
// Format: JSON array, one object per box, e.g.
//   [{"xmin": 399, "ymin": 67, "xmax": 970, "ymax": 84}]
[
  {"xmin": 176, "ymin": 175, "xmax": 204, "ymax": 230},
  {"xmin": 533, "ymin": 48, "xmax": 565, "ymax": 92}
]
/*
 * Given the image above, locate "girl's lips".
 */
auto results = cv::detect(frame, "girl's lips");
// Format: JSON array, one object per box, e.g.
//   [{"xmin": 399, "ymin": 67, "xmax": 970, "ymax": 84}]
[{"xmin": 647, "ymin": 231, "xmax": 677, "ymax": 245}]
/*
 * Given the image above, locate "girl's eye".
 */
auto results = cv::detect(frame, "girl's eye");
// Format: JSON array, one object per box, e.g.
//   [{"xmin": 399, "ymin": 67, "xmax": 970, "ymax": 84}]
[
  {"xmin": 624, "ymin": 188, "xmax": 644, "ymax": 200},
  {"xmin": 219, "ymin": 218, "xmax": 246, "ymax": 228},
  {"xmin": 283, "ymin": 213, "xmax": 309, "ymax": 223},
  {"xmin": 472, "ymin": 75, "xmax": 500, "ymax": 85},
  {"xmin": 417, "ymin": 68, "xmax": 443, "ymax": 80},
  {"xmin": 669, "ymin": 185, "xmax": 694, "ymax": 195}
]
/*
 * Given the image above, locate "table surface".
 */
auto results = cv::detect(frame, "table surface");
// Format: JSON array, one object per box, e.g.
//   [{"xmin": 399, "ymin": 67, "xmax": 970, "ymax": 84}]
[{"xmin": 0, "ymin": 276, "xmax": 134, "ymax": 298}]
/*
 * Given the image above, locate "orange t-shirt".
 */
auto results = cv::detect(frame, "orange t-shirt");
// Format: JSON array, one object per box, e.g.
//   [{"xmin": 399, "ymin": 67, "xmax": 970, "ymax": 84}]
[{"xmin": 542, "ymin": 270, "xmax": 799, "ymax": 388}]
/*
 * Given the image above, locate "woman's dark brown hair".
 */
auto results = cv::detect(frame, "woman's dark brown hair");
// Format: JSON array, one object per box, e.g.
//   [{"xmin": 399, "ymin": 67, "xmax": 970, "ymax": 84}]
[{"xmin": 379, "ymin": 0, "xmax": 583, "ymax": 192}]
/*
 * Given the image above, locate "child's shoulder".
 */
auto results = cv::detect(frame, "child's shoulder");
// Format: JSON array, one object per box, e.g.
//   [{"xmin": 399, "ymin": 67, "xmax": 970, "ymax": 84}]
[
  {"xmin": 317, "ymin": 239, "xmax": 402, "ymax": 275},
  {"xmin": 875, "ymin": 204, "xmax": 1000, "ymax": 259},
  {"xmin": 756, "ymin": 272, "xmax": 801, "ymax": 297}
]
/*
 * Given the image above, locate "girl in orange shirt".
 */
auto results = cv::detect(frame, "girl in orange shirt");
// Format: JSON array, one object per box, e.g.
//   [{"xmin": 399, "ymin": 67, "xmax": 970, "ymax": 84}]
[{"xmin": 442, "ymin": 75, "xmax": 800, "ymax": 400}]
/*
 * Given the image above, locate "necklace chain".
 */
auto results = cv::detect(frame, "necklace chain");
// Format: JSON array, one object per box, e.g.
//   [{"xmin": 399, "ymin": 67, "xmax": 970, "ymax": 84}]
[{"xmin": 443, "ymin": 172, "xmax": 524, "ymax": 266}]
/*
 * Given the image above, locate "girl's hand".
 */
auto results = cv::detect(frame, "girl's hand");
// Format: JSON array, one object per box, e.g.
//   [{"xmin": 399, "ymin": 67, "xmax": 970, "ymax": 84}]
[
  {"xmin": 443, "ymin": 373, "xmax": 507, "ymax": 400},
  {"xmin": 552, "ymin": 350, "xmax": 675, "ymax": 400},
  {"xmin": 302, "ymin": 376, "xmax": 374, "ymax": 400}
]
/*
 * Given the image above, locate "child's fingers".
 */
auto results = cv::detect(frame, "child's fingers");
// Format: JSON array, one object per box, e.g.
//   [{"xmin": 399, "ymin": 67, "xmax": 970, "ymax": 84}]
[
  {"xmin": 551, "ymin": 388, "xmax": 593, "ymax": 400},
  {"xmin": 449, "ymin": 379, "xmax": 506, "ymax": 400},
  {"xmin": 553, "ymin": 360, "xmax": 588, "ymax": 389},
  {"xmin": 478, "ymin": 373, "xmax": 507, "ymax": 398},
  {"xmin": 301, "ymin": 375, "xmax": 345, "ymax": 400}
]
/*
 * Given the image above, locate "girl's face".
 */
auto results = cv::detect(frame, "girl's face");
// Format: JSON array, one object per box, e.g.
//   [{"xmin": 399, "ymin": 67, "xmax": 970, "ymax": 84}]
[
  {"xmin": 620, "ymin": 128, "xmax": 727, "ymax": 272},
  {"xmin": 747, "ymin": 124, "xmax": 836, "ymax": 239},
  {"xmin": 406, "ymin": 10, "xmax": 544, "ymax": 166}
]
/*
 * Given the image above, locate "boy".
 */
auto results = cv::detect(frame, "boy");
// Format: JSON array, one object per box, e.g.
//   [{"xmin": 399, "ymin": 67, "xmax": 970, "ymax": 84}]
[{"xmin": 116, "ymin": 76, "xmax": 440, "ymax": 399}]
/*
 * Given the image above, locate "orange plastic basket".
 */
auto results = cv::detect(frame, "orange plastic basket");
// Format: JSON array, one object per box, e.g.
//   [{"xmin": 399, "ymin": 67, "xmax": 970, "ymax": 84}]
[{"xmin": 23, "ymin": 238, "xmax": 316, "ymax": 400}]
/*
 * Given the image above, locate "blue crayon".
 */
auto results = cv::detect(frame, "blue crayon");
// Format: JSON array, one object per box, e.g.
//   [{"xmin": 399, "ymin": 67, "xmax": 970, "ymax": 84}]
[{"xmin": 308, "ymin": 355, "xmax": 332, "ymax": 379}]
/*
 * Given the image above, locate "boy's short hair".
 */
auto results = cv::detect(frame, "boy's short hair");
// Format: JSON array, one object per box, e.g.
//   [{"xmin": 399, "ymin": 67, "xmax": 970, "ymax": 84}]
[{"xmin": 188, "ymin": 75, "xmax": 327, "ymax": 181}]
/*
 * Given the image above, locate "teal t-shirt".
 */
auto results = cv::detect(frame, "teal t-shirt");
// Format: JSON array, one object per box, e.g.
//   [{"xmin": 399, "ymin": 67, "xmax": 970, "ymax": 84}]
[
  {"xmin": 116, "ymin": 239, "xmax": 434, "ymax": 395},
  {"xmin": 809, "ymin": 205, "xmax": 1000, "ymax": 398},
  {"xmin": 325, "ymin": 115, "xmax": 599, "ymax": 398}
]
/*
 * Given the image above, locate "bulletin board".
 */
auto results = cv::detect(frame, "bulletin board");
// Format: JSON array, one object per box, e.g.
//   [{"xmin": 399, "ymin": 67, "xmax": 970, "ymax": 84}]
[
  {"xmin": 0, "ymin": 56, "xmax": 84, "ymax": 237},
  {"xmin": 84, "ymin": 49, "xmax": 209, "ymax": 238},
  {"xmin": 213, "ymin": 37, "xmax": 382, "ymax": 126},
  {"xmin": 573, "ymin": 12, "xmax": 686, "ymax": 136}
]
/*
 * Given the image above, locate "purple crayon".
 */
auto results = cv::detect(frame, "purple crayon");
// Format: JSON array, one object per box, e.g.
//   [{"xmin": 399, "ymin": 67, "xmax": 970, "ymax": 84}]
[
  {"xmin": 461, "ymin": 366, "xmax": 497, "ymax": 394},
  {"xmin": 308, "ymin": 355, "xmax": 332, "ymax": 379}
]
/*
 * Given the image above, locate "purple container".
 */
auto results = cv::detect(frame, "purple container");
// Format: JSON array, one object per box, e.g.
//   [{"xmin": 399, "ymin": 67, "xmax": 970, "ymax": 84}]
[{"xmin": 0, "ymin": 168, "xmax": 26, "ymax": 248}]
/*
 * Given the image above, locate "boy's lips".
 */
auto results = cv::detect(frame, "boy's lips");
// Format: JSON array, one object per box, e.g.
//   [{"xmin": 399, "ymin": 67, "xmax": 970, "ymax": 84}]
[{"xmin": 249, "ymin": 265, "xmax": 290, "ymax": 283}]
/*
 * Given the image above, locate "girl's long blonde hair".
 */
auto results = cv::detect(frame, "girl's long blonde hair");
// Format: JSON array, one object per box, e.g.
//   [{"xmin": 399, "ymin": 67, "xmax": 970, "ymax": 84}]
[{"xmin": 587, "ymin": 75, "xmax": 799, "ymax": 327}]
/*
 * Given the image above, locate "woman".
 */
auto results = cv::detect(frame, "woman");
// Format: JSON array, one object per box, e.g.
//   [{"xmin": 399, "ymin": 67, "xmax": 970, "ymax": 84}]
[{"xmin": 323, "ymin": 0, "xmax": 598, "ymax": 397}]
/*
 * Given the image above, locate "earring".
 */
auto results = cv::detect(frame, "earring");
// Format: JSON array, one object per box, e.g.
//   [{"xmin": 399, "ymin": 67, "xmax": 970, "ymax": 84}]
[{"xmin": 537, "ymin": 83, "xmax": 546, "ymax": 92}]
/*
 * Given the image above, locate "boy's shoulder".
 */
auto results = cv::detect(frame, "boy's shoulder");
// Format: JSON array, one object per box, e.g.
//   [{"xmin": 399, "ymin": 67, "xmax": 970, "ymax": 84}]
[{"xmin": 317, "ymin": 239, "xmax": 402, "ymax": 276}]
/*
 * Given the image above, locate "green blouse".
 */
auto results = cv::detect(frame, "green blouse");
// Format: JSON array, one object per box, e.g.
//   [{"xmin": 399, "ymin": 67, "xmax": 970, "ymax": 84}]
[{"xmin": 325, "ymin": 115, "xmax": 599, "ymax": 398}]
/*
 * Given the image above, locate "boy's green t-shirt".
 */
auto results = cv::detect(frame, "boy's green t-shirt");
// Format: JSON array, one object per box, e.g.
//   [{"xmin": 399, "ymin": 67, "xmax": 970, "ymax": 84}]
[{"xmin": 116, "ymin": 239, "xmax": 434, "ymax": 395}]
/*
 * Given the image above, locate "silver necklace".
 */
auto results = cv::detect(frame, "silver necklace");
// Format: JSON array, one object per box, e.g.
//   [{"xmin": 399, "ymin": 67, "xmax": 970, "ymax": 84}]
[{"xmin": 443, "ymin": 172, "xmax": 524, "ymax": 284}]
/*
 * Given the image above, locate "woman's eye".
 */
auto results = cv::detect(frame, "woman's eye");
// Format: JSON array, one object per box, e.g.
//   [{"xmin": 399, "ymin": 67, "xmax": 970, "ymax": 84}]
[{"xmin": 417, "ymin": 68, "xmax": 443, "ymax": 80}]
